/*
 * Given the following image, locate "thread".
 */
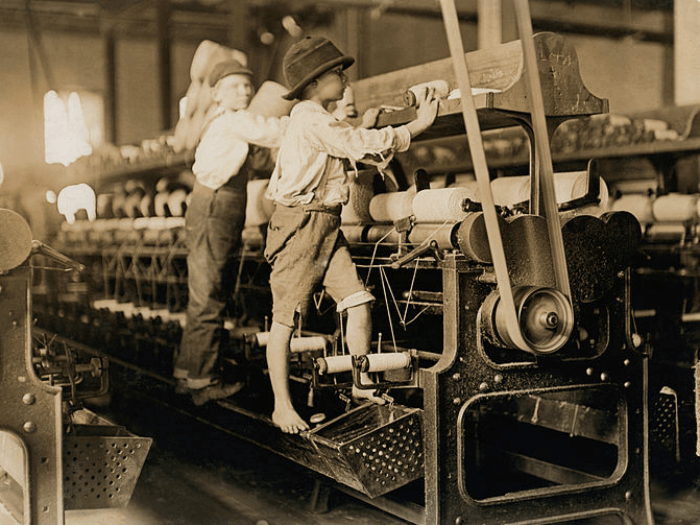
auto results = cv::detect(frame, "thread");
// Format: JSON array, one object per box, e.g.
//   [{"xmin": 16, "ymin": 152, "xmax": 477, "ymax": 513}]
[
  {"xmin": 254, "ymin": 331, "xmax": 269, "ymax": 346},
  {"xmin": 611, "ymin": 194, "xmax": 654, "ymax": 225},
  {"xmin": 290, "ymin": 336, "xmax": 327, "ymax": 353},
  {"xmin": 247, "ymin": 81, "xmax": 297, "ymax": 118},
  {"xmin": 404, "ymin": 80, "xmax": 450, "ymax": 106},
  {"xmin": 653, "ymin": 194, "xmax": 699, "ymax": 222},
  {"xmin": 254, "ymin": 332, "xmax": 327, "ymax": 353},
  {"xmin": 167, "ymin": 189, "xmax": 189, "ymax": 217},
  {"xmin": 316, "ymin": 355, "xmax": 353, "ymax": 374},
  {"xmin": 165, "ymin": 217, "xmax": 186, "ymax": 230},
  {"xmin": 490, "ymin": 177, "xmax": 527, "ymax": 206},
  {"xmin": 363, "ymin": 352, "xmax": 411, "ymax": 372},
  {"xmin": 645, "ymin": 223, "xmax": 686, "ymax": 241},
  {"xmin": 369, "ymin": 190, "xmax": 415, "ymax": 222},
  {"xmin": 341, "ymin": 171, "xmax": 375, "ymax": 224},
  {"xmin": 412, "ymin": 188, "xmax": 478, "ymax": 222}
]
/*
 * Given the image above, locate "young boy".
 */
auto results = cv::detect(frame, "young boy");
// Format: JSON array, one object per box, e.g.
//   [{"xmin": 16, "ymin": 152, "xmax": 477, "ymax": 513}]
[
  {"xmin": 174, "ymin": 59, "xmax": 288, "ymax": 406},
  {"xmin": 264, "ymin": 36, "xmax": 438, "ymax": 433}
]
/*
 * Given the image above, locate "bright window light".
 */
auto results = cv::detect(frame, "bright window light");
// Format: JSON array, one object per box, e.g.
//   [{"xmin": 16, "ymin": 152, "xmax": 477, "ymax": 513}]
[{"xmin": 44, "ymin": 90, "xmax": 103, "ymax": 166}]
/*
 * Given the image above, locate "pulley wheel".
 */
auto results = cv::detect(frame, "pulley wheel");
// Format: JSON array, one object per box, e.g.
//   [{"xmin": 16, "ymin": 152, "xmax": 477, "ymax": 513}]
[
  {"xmin": 0, "ymin": 208, "xmax": 32, "ymax": 272},
  {"xmin": 482, "ymin": 286, "xmax": 574, "ymax": 355}
]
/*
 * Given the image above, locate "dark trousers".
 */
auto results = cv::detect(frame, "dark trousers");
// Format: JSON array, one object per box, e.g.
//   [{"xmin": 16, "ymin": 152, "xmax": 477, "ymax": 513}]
[{"xmin": 173, "ymin": 182, "xmax": 246, "ymax": 389}]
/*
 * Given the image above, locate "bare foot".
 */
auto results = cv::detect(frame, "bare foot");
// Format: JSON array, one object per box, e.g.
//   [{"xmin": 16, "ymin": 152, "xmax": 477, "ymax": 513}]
[
  {"xmin": 272, "ymin": 407, "xmax": 309, "ymax": 434},
  {"xmin": 352, "ymin": 386, "xmax": 386, "ymax": 405}
]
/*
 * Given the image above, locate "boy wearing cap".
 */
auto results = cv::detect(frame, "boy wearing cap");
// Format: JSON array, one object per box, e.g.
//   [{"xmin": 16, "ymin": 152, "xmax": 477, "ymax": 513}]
[
  {"xmin": 264, "ymin": 36, "xmax": 438, "ymax": 434},
  {"xmin": 174, "ymin": 59, "xmax": 288, "ymax": 406}
]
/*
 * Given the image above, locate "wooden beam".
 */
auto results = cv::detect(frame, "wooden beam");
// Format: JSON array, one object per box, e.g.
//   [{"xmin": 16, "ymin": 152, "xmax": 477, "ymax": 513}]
[
  {"xmin": 674, "ymin": 0, "xmax": 700, "ymax": 105},
  {"xmin": 478, "ymin": 0, "xmax": 502, "ymax": 48},
  {"xmin": 157, "ymin": 0, "xmax": 172, "ymax": 131}
]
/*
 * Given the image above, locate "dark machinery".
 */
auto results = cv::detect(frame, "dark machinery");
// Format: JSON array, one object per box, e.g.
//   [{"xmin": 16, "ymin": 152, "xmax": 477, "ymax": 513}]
[
  {"xmin": 14, "ymin": 3, "xmax": 700, "ymax": 524},
  {"xmin": 0, "ymin": 209, "xmax": 151, "ymax": 525}
]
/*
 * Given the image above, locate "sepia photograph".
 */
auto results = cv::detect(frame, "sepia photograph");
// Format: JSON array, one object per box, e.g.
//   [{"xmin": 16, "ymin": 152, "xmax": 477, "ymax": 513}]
[{"xmin": 0, "ymin": 1, "xmax": 697, "ymax": 524}]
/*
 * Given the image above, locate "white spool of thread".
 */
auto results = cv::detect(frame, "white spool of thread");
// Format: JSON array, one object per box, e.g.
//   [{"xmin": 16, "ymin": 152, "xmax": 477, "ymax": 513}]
[
  {"xmin": 254, "ymin": 331, "xmax": 269, "ymax": 347},
  {"xmin": 341, "ymin": 172, "xmax": 374, "ymax": 224},
  {"xmin": 362, "ymin": 352, "xmax": 411, "ymax": 372},
  {"xmin": 247, "ymin": 81, "xmax": 297, "ymax": 118},
  {"xmin": 645, "ymin": 223, "xmax": 686, "ymax": 241},
  {"xmin": 369, "ymin": 191, "xmax": 415, "ymax": 222},
  {"xmin": 652, "ymin": 193, "xmax": 699, "ymax": 222},
  {"xmin": 245, "ymin": 179, "xmax": 273, "ymax": 227},
  {"xmin": 289, "ymin": 336, "xmax": 328, "ymax": 353},
  {"xmin": 404, "ymin": 80, "xmax": 450, "ymax": 106},
  {"xmin": 611, "ymin": 194, "xmax": 654, "ymax": 225},
  {"xmin": 498, "ymin": 171, "xmax": 609, "ymax": 215},
  {"xmin": 490, "ymin": 177, "xmax": 528, "ymax": 206},
  {"xmin": 316, "ymin": 355, "xmax": 353, "ymax": 375},
  {"xmin": 165, "ymin": 216, "xmax": 186, "ymax": 230},
  {"xmin": 412, "ymin": 188, "xmax": 478, "ymax": 223},
  {"xmin": 167, "ymin": 189, "xmax": 189, "ymax": 217},
  {"xmin": 254, "ymin": 332, "xmax": 327, "ymax": 353}
]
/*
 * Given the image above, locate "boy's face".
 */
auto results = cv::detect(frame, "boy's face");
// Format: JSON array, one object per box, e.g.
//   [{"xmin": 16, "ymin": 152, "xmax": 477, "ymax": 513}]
[
  {"xmin": 213, "ymin": 74, "xmax": 255, "ymax": 111},
  {"xmin": 313, "ymin": 67, "xmax": 347, "ymax": 103}
]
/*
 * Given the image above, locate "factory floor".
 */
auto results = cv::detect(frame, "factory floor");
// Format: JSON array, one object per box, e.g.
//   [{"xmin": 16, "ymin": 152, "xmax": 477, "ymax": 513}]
[
  {"xmin": 64, "ymin": 440, "xmax": 407, "ymax": 525},
  {"xmin": 62, "ymin": 397, "xmax": 414, "ymax": 525},
  {"xmin": 58, "ymin": 403, "xmax": 700, "ymax": 525}
]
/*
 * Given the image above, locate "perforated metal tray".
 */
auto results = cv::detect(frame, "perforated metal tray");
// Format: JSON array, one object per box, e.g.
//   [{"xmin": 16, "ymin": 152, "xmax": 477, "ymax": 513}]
[
  {"xmin": 63, "ymin": 424, "xmax": 152, "ymax": 510},
  {"xmin": 308, "ymin": 403, "xmax": 424, "ymax": 498}
]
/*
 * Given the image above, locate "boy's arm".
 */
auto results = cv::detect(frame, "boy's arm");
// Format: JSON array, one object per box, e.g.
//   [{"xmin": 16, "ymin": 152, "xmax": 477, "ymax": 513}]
[
  {"xmin": 230, "ymin": 110, "xmax": 290, "ymax": 148},
  {"xmin": 309, "ymin": 85, "xmax": 438, "ymax": 161}
]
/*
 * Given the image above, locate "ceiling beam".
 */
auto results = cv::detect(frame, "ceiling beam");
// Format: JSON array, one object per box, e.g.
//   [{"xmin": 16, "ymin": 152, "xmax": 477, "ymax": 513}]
[
  {"xmin": 284, "ymin": 0, "xmax": 673, "ymax": 43},
  {"xmin": 0, "ymin": 0, "xmax": 673, "ymax": 44}
]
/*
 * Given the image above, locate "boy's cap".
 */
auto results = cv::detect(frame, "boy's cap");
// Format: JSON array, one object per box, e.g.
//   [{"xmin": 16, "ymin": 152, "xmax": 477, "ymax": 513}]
[
  {"xmin": 208, "ymin": 59, "xmax": 253, "ymax": 87},
  {"xmin": 282, "ymin": 36, "xmax": 354, "ymax": 100}
]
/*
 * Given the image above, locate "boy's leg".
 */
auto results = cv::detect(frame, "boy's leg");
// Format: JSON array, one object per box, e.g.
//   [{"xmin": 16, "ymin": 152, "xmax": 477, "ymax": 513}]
[
  {"xmin": 176, "ymin": 183, "xmax": 246, "ymax": 403},
  {"xmin": 344, "ymin": 303, "xmax": 386, "ymax": 404},
  {"xmin": 267, "ymin": 321, "xmax": 310, "ymax": 433}
]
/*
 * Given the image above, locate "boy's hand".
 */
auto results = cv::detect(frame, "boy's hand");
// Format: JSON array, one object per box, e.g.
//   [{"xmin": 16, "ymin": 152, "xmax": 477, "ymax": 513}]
[
  {"xmin": 405, "ymin": 87, "xmax": 439, "ymax": 137},
  {"xmin": 414, "ymin": 86, "xmax": 439, "ymax": 128},
  {"xmin": 360, "ymin": 107, "xmax": 381, "ymax": 128}
]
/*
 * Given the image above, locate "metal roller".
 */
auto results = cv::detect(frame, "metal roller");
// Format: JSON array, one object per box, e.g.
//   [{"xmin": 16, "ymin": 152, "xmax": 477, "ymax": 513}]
[{"xmin": 481, "ymin": 286, "xmax": 575, "ymax": 355}]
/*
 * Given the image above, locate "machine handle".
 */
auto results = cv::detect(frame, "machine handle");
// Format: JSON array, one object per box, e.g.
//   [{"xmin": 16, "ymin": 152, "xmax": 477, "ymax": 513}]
[
  {"xmin": 390, "ymin": 240, "xmax": 443, "ymax": 269},
  {"xmin": 31, "ymin": 240, "xmax": 86, "ymax": 273}
]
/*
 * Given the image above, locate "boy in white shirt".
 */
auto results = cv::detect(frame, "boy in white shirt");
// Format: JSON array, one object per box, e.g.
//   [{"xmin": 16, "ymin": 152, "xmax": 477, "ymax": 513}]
[
  {"xmin": 264, "ymin": 36, "xmax": 438, "ymax": 433},
  {"xmin": 174, "ymin": 59, "xmax": 287, "ymax": 406}
]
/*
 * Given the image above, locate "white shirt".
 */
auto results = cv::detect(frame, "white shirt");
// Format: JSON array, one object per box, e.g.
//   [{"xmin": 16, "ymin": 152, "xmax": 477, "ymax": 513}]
[
  {"xmin": 192, "ymin": 108, "xmax": 288, "ymax": 190},
  {"xmin": 266, "ymin": 100, "xmax": 411, "ymax": 207}
]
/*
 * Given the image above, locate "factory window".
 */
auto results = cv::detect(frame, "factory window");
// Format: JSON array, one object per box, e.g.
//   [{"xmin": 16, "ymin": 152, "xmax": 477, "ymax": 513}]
[{"xmin": 44, "ymin": 90, "xmax": 104, "ymax": 167}]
